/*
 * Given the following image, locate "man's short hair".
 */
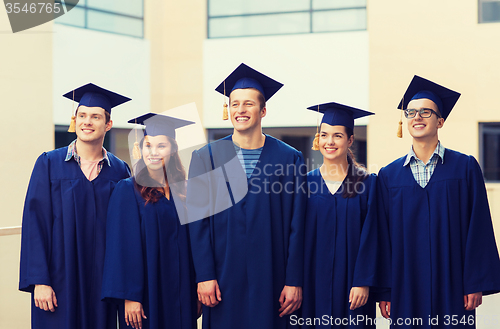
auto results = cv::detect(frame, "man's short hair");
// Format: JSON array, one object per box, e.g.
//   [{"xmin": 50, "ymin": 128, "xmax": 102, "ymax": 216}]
[
  {"xmin": 229, "ymin": 88, "xmax": 266, "ymax": 111},
  {"xmin": 75, "ymin": 107, "xmax": 111, "ymax": 124}
]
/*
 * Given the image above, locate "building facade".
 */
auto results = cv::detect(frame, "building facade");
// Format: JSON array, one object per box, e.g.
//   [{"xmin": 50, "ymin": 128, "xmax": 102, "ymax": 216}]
[{"xmin": 1, "ymin": 0, "xmax": 499, "ymax": 327}]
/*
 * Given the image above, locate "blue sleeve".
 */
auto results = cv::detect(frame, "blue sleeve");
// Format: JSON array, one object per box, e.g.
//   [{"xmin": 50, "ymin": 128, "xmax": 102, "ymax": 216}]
[
  {"xmin": 187, "ymin": 150, "xmax": 217, "ymax": 283},
  {"xmin": 284, "ymin": 152, "xmax": 307, "ymax": 287},
  {"xmin": 374, "ymin": 169, "xmax": 393, "ymax": 301},
  {"xmin": 353, "ymin": 174, "xmax": 391, "ymax": 301},
  {"xmin": 101, "ymin": 180, "xmax": 145, "ymax": 303},
  {"xmin": 463, "ymin": 156, "xmax": 500, "ymax": 296},
  {"xmin": 19, "ymin": 153, "xmax": 53, "ymax": 292}
]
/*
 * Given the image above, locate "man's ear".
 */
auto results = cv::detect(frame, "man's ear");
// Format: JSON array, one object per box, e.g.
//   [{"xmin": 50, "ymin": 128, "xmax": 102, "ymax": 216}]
[
  {"xmin": 260, "ymin": 107, "xmax": 267, "ymax": 118},
  {"xmin": 106, "ymin": 119, "xmax": 113, "ymax": 132},
  {"xmin": 437, "ymin": 117, "xmax": 444, "ymax": 129}
]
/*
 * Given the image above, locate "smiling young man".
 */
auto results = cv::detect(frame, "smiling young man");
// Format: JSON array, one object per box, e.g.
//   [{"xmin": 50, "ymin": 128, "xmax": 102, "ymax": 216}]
[
  {"xmin": 377, "ymin": 76, "xmax": 500, "ymax": 328},
  {"xmin": 187, "ymin": 63, "xmax": 307, "ymax": 329},
  {"xmin": 19, "ymin": 83, "xmax": 131, "ymax": 329}
]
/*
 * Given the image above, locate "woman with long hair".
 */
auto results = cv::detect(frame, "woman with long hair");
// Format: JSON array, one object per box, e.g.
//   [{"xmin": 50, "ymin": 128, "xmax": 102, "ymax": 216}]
[
  {"xmin": 301, "ymin": 103, "xmax": 390, "ymax": 328},
  {"xmin": 101, "ymin": 113, "xmax": 200, "ymax": 329}
]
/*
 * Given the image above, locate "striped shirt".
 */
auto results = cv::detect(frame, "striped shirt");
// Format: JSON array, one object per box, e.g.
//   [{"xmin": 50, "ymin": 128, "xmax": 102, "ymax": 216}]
[
  {"xmin": 234, "ymin": 145, "xmax": 263, "ymax": 178},
  {"xmin": 65, "ymin": 139, "xmax": 111, "ymax": 175},
  {"xmin": 403, "ymin": 141, "xmax": 445, "ymax": 188}
]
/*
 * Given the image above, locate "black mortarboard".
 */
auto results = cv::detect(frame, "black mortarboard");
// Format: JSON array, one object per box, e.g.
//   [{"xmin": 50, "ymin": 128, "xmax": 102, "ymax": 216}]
[
  {"xmin": 308, "ymin": 102, "xmax": 373, "ymax": 150},
  {"xmin": 63, "ymin": 83, "xmax": 131, "ymax": 114},
  {"xmin": 307, "ymin": 102, "xmax": 374, "ymax": 131},
  {"xmin": 128, "ymin": 113, "xmax": 194, "ymax": 140},
  {"xmin": 215, "ymin": 63, "xmax": 283, "ymax": 101},
  {"xmin": 397, "ymin": 75, "xmax": 461, "ymax": 120}
]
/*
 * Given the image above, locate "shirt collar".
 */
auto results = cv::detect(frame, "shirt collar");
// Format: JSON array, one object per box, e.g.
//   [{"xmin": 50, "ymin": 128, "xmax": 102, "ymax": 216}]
[
  {"xmin": 65, "ymin": 139, "xmax": 111, "ymax": 166},
  {"xmin": 403, "ymin": 141, "xmax": 445, "ymax": 166}
]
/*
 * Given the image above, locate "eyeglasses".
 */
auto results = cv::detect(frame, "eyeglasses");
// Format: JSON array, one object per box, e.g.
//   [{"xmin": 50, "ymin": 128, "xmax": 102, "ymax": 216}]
[{"xmin": 403, "ymin": 108, "xmax": 441, "ymax": 119}]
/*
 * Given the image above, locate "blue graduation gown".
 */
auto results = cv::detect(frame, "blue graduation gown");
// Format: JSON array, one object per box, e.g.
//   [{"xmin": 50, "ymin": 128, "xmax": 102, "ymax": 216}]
[
  {"xmin": 302, "ymin": 171, "xmax": 390, "ymax": 328},
  {"xmin": 19, "ymin": 147, "xmax": 130, "ymax": 329},
  {"xmin": 377, "ymin": 149, "xmax": 500, "ymax": 328},
  {"xmin": 101, "ymin": 178, "xmax": 197, "ymax": 329},
  {"xmin": 187, "ymin": 135, "xmax": 307, "ymax": 329}
]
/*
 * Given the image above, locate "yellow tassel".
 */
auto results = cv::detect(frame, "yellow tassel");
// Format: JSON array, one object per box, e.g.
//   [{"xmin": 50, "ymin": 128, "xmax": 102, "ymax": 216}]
[
  {"xmin": 68, "ymin": 115, "xmax": 76, "ymax": 132},
  {"xmin": 223, "ymin": 103, "xmax": 228, "ymax": 120},
  {"xmin": 312, "ymin": 133, "xmax": 320, "ymax": 150},
  {"xmin": 133, "ymin": 142, "xmax": 141, "ymax": 159},
  {"xmin": 397, "ymin": 109, "xmax": 403, "ymax": 138},
  {"xmin": 397, "ymin": 119, "xmax": 403, "ymax": 138}
]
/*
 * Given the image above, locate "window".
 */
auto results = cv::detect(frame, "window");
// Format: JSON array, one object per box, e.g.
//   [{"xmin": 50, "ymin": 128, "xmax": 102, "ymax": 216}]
[
  {"xmin": 479, "ymin": 123, "xmax": 500, "ymax": 181},
  {"xmin": 55, "ymin": 0, "xmax": 144, "ymax": 38},
  {"xmin": 207, "ymin": 125, "xmax": 368, "ymax": 172},
  {"xmin": 55, "ymin": 126, "xmax": 132, "ymax": 168},
  {"xmin": 207, "ymin": 0, "xmax": 366, "ymax": 38},
  {"xmin": 479, "ymin": 0, "xmax": 500, "ymax": 23}
]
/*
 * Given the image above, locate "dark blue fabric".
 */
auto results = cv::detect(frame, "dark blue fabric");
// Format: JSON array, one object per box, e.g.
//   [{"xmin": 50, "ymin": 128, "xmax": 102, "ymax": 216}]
[
  {"xmin": 232, "ymin": 77, "xmax": 266, "ymax": 98},
  {"xmin": 397, "ymin": 75, "xmax": 460, "ymax": 120},
  {"xmin": 101, "ymin": 178, "xmax": 197, "ymax": 329},
  {"xmin": 187, "ymin": 135, "xmax": 307, "ymax": 329},
  {"xmin": 377, "ymin": 149, "xmax": 500, "ymax": 328},
  {"xmin": 302, "ymin": 171, "xmax": 390, "ymax": 328},
  {"xmin": 410, "ymin": 90, "xmax": 443, "ymax": 115},
  {"xmin": 307, "ymin": 102, "xmax": 374, "ymax": 131},
  {"xmin": 62, "ymin": 83, "xmax": 131, "ymax": 114},
  {"xmin": 19, "ymin": 147, "xmax": 130, "ymax": 329},
  {"xmin": 127, "ymin": 113, "xmax": 194, "ymax": 140},
  {"xmin": 215, "ymin": 63, "xmax": 283, "ymax": 101}
]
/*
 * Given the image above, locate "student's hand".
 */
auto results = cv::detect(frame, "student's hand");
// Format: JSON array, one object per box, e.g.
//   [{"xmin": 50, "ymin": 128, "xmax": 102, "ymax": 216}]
[
  {"xmin": 34, "ymin": 284, "xmax": 58, "ymax": 312},
  {"xmin": 464, "ymin": 292, "xmax": 482, "ymax": 311},
  {"xmin": 125, "ymin": 300, "xmax": 146, "ymax": 329},
  {"xmin": 379, "ymin": 301, "xmax": 391, "ymax": 318},
  {"xmin": 197, "ymin": 300, "xmax": 203, "ymax": 318},
  {"xmin": 349, "ymin": 286, "xmax": 369, "ymax": 310},
  {"xmin": 278, "ymin": 285, "xmax": 302, "ymax": 317},
  {"xmin": 198, "ymin": 280, "xmax": 222, "ymax": 307}
]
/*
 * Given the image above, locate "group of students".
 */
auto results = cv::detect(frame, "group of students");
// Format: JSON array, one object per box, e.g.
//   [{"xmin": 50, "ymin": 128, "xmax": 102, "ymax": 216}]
[{"xmin": 19, "ymin": 63, "xmax": 500, "ymax": 329}]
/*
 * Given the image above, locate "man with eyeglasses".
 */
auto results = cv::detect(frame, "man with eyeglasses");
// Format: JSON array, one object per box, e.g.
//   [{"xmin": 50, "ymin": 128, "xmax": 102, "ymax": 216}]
[{"xmin": 376, "ymin": 76, "xmax": 500, "ymax": 328}]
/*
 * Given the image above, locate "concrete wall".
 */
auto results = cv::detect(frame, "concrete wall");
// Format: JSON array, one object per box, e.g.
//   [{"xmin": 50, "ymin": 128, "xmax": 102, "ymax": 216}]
[
  {"xmin": 367, "ymin": 0, "xmax": 500, "ymax": 169},
  {"xmin": 52, "ymin": 24, "xmax": 151, "ymax": 129},
  {"xmin": 0, "ymin": 8, "xmax": 54, "ymax": 327},
  {"xmin": 203, "ymin": 31, "xmax": 370, "ymax": 129},
  {"xmin": 146, "ymin": 0, "xmax": 206, "ymax": 122},
  {"xmin": 367, "ymin": 2, "xmax": 500, "ymax": 326}
]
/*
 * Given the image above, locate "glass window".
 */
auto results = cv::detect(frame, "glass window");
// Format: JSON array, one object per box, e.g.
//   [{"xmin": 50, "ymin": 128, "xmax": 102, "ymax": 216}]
[
  {"xmin": 55, "ymin": 126, "xmax": 131, "ymax": 166},
  {"xmin": 87, "ymin": 0, "xmax": 143, "ymax": 17},
  {"xmin": 479, "ymin": 0, "xmax": 500, "ymax": 23},
  {"xmin": 55, "ymin": 0, "xmax": 144, "ymax": 38},
  {"xmin": 209, "ymin": 0, "xmax": 309, "ymax": 16},
  {"xmin": 87, "ymin": 10, "xmax": 143, "ymax": 37},
  {"xmin": 209, "ymin": 13, "xmax": 310, "ymax": 38},
  {"xmin": 207, "ymin": 126, "xmax": 368, "ymax": 171},
  {"xmin": 56, "ymin": 6, "xmax": 85, "ymax": 28},
  {"xmin": 480, "ymin": 123, "xmax": 500, "ymax": 181},
  {"xmin": 207, "ymin": 0, "xmax": 367, "ymax": 38},
  {"xmin": 313, "ymin": 0, "xmax": 366, "ymax": 10},
  {"xmin": 313, "ymin": 8, "xmax": 366, "ymax": 32}
]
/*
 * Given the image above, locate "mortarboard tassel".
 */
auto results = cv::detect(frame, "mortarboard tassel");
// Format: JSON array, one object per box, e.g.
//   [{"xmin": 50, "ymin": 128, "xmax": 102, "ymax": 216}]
[
  {"xmin": 311, "ymin": 104, "xmax": 320, "ymax": 150},
  {"xmin": 397, "ymin": 105, "xmax": 403, "ymax": 138},
  {"xmin": 312, "ymin": 133, "xmax": 320, "ymax": 150},
  {"xmin": 132, "ymin": 120, "xmax": 142, "ymax": 159},
  {"xmin": 223, "ymin": 103, "xmax": 228, "ymax": 120},
  {"xmin": 67, "ymin": 90, "xmax": 76, "ymax": 132},
  {"xmin": 133, "ymin": 142, "xmax": 141, "ymax": 159},
  {"xmin": 68, "ymin": 116, "xmax": 76, "ymax": 133},
  {"xmin": 222, "ymin": 80, "xmax": 228, "ymax": 120}
]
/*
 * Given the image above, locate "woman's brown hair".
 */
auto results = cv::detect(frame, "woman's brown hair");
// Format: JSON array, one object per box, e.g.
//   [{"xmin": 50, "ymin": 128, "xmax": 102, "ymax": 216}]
[
  {"xmin": 133, "ymin": 136, "xmax": 186, "ymax": 204},
  {"xmin": 342, "ymin": 127, "xmax": 369, "ymax": 198}
]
